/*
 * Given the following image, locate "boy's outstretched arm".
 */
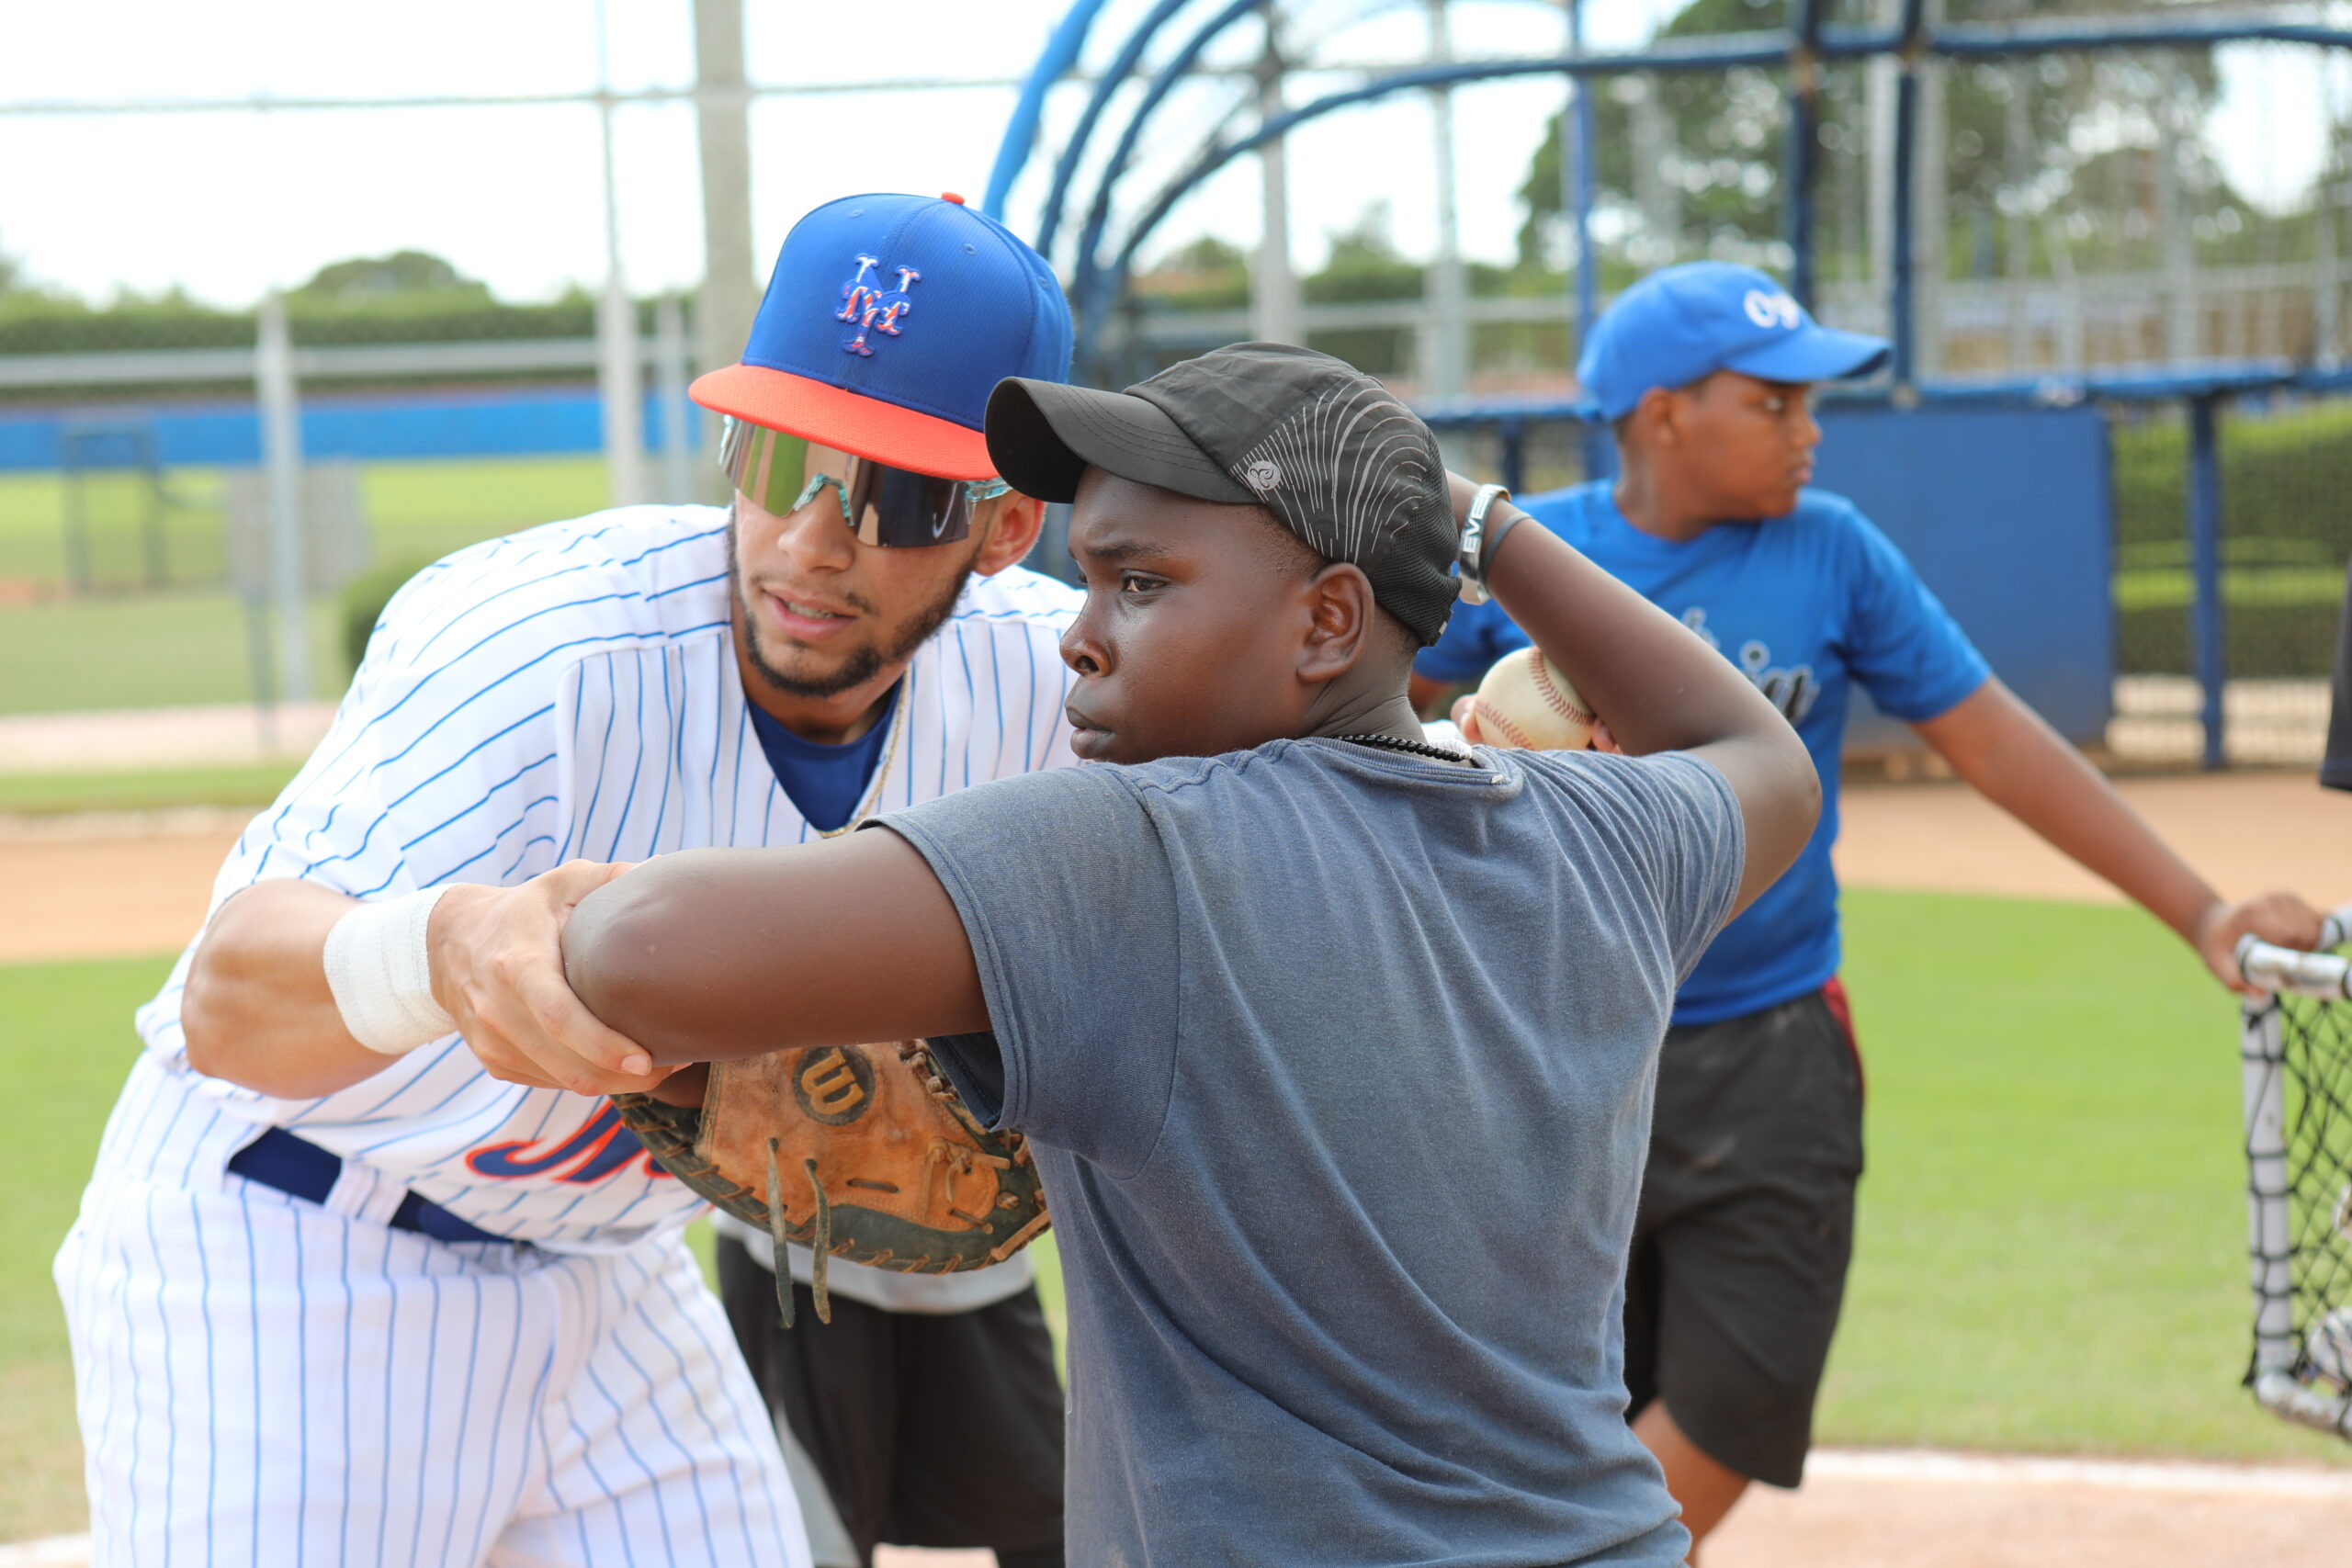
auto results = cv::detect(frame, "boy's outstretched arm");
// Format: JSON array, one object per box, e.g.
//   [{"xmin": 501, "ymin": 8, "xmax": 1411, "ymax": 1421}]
[
  {"xmin": 1912, "ymin": 675, "xmax": 2325, "ymax": 987},
  {"xmin": 1465, "ymin": 485, "xmax": 1821, "ymax": 918},
  {"xmin": 560, "ymin": 829, "xmax": 989, "ymax": 1066}
]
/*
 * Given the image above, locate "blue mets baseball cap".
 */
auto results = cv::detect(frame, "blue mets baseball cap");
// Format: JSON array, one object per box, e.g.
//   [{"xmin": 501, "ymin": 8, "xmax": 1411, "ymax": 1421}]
[
  {"xmin": 1577, "ymin": 261, "xmax": 1888, "ymax": 423},
  {"xmin": 690, "ymin": 192, "xmax": 1071, "ymax": 480}
]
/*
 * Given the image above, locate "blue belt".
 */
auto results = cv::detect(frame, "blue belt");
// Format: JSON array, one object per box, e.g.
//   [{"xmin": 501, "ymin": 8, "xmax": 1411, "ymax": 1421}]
[{"xmin": 228, "ymin": 1126, "xmax": 515, "ymax": 1246}]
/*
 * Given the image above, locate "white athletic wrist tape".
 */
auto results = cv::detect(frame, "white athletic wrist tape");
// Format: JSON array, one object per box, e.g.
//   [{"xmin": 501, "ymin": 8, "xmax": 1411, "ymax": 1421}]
[{"xmin": 322, "ymin": 886, "xmax": 459, "ymax": 1055}]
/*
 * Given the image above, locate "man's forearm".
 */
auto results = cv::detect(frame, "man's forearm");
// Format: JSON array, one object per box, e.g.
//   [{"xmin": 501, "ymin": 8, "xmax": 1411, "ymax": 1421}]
[{"xmin": 182, "ymin": 880, "xmax": 396, "ymax": 1099}]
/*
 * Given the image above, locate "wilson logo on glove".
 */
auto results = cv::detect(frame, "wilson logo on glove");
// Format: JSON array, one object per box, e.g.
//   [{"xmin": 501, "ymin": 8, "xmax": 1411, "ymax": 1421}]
[{"xmin": 792, "ymin": 1045, "xmax": 875, "ymax": 1125}]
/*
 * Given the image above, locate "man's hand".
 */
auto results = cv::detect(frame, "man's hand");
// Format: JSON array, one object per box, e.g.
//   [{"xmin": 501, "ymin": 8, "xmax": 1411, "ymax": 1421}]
[
  {"xmin": 2191, "ymin": 892, "xmax": 2331, "ymax": 993},
  {"xmin": 427, "ymin": 861, "xmax": 673, "ymax": 1097}
]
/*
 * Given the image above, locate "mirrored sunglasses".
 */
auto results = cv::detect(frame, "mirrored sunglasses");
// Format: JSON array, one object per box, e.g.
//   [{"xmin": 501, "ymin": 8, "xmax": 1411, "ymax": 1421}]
[{"xmin": 718, "ymin": 416, "xmax": 1011, "ymax": 548}]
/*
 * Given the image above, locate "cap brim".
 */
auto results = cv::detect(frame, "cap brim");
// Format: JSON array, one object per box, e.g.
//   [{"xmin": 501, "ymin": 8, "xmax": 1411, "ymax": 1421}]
[
  {"xmin": 984, "ymin": 378, "xmax": 1254, "ymax": 506},
  {"xmin": 1724, "ymin": 324, "xmax": 1890, "ymax": 386},
  {"xmin": 690, "ymin": 364, "xmax": 996, "ymax": 480}
]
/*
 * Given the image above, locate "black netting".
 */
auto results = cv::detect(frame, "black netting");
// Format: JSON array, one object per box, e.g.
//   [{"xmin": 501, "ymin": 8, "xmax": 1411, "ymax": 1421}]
[{"xmin": 2247, "ymin": 991, "xmax": 2352, "ymax": 1440}]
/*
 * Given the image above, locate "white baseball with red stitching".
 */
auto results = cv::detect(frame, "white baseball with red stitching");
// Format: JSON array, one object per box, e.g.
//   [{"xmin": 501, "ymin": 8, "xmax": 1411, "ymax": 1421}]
[{"xmin": 1468, "ymin": 647, "xmax": 1597, "ymax": 751}]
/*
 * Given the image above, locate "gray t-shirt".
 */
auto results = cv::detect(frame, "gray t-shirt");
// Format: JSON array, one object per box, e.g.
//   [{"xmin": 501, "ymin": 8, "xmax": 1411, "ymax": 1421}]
[{"xmin": 881, "ymin": 739, "xmax": 1744, "ymax": 1567}]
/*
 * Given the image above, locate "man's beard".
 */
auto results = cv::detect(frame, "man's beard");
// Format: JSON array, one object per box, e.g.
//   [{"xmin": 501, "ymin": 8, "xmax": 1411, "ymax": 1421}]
[{"xmin": 730, "ymin": 520, "xmax": 978, "ymax": 701}]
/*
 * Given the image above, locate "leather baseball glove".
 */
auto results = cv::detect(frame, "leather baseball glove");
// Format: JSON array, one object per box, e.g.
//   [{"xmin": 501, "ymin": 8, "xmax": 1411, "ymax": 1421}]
[{"xmin": 613, "ymin": 1040, "xmax": 1048, "ymax": 1325}]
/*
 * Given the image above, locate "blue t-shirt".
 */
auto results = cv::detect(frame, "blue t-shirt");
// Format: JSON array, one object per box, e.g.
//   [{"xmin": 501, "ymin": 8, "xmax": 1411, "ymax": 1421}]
[
  {"xmin": 884, "ymin": 740, "xmax": 1745, "ymax": 1567},
  {"xmin": 746, "ymin": 682, "xmax": 900, "ymax": 832},
  {"xmin": 1422, "ymin": 482, "xmax": 1989, "ymax": 1024}
]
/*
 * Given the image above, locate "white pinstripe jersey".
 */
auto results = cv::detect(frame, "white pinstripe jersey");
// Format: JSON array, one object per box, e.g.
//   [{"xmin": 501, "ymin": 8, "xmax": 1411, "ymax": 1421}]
[{"xmin": 113, "ymin": 503, "xmax": 1080, "ymax": 1250}]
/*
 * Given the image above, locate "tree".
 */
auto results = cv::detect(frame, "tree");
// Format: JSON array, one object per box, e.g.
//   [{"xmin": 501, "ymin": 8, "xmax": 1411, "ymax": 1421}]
[
  {"xmin": 1514, "ymin": 0, "xmax": 2233, "ymax": 281},
  {"xmin": 292, "ymin": 250, "xmax": 492, "ymax": 306}
]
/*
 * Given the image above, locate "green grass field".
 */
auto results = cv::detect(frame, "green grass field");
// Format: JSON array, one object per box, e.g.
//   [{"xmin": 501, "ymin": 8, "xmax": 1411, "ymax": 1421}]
[
  {"xmin": 0, "ymin": 890, "xmax": 2343, "ymax": 1540},
  {"xmin": 0, "ymin": 456, "xmax": 614, "ymax": 716},
  {"xmin": 0, "ymin": 761, "xmax": 301, "ymax": 817}
]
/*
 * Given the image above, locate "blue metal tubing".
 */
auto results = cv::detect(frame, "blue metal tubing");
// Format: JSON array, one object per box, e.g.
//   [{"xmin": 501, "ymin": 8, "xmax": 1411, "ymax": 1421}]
[
  {"xmin": 1569, "ymin": 0, "xmax": 1598, "ymax": 353},
  {"xmin": 1888, "ymin": 60, "xmax": 1919, "ymax": 389},
  {"xmin": 1783, "ymin": 0, "xmax": 1825, "ymax": 311},
  {"xmin": 1070, "ymin": 0, "xmax": 1266, "ymax": 367},
  {"xmin": 2188, "ymin": 394, "xmax": 2227, "ymax": 771},
  {"xmin": 1036, "ymin": 0, "xmax": 1197, "ymax": 257},
  {"xmin": 983, "ymin": 0, "xmax": 1114, "ymax": 221},
  {"xmin": 1073, "ymin": 14, "xmax": 2352, "ymax": 293}
]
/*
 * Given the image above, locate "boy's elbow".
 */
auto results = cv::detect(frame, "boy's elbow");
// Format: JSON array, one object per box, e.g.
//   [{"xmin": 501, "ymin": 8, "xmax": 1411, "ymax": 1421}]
[{"xmin": 1786, "ymin": 735, "xmax": 1824, "ymax": 838}]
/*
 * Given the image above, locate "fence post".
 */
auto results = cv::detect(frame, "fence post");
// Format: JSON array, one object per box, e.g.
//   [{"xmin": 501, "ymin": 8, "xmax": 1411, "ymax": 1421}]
[
  {"xmin": 1888, "ymin": 0, "xmax": 1928, "ymax": 394},
  {"xmin": 1784, "ymin": 0, "xmax": 1825, "ymax": 312},
  {"xmin": 655, "ymin": 295, "xmax": 694, "ymax": 502},
  {"xmin": 2188, "ymin": 393, "xmax": 2226, "ymax": 771},
  {"xmin": 1498, "ymin": 419, "xmax": 1526, "ymax": 497},
  {"xmin": 255, "ymin": 290, "xmax": 311, "ymax": 707}
]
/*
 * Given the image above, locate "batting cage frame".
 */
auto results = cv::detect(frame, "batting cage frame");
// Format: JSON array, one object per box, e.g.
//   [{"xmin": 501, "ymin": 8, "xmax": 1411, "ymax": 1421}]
[
  {"xmin": 993, "ymin": 0, "xmax": 2352, "ymax": 771},
  {"xmin": 2239, "ymin": 916, "xmax": 2352, "ymax": 1443}
]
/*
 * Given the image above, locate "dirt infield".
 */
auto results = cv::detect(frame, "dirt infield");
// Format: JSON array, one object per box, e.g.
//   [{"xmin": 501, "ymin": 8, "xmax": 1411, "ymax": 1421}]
[
  {"xmin": 0, "ymin": 809, "xmax": 245, "ymax": 964},
  {"xmin": 1834, "ymin": 771, "xmax": 2352, "ymax": 907}
]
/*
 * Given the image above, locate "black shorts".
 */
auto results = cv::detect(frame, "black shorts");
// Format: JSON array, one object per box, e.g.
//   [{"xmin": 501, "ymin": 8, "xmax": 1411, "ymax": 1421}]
[
  {"xmin": 1623, "ymin": 981, "xmax": 1865, "ymax": 1489},
  {"xmin": 718, "ymin": 1242, "xmax": 1066, "ymax": 1566}
]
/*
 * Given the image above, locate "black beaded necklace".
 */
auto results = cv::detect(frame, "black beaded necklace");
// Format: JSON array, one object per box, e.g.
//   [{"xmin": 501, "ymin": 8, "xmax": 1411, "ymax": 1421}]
[{"xmin": 1332, "ymin": 732, "xmax": 1480, "ymax": 765}]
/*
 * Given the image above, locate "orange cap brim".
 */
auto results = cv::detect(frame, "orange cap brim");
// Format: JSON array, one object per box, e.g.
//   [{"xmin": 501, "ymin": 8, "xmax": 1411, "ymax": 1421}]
[{"xmin": 690, "ymin": 365, "xmax": 997, "ymax": 481}]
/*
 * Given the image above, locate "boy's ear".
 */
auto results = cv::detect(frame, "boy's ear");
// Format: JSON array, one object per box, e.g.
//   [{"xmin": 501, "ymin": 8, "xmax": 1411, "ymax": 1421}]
[
  {"xmin": 1296, "ymin": 562, "xmax": 1376, "ymax": 684},
  {"xmin": 1632, "ymin": 384, "xmax": 1685, "ymax": 450}
]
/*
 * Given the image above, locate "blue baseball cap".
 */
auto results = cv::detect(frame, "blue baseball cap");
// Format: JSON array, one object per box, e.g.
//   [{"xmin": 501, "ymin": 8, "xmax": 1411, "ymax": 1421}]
[
  {"xmin": 690, "ymin": 192, "xmax": 1071, "ymax": 480},
  {"xmin": 1577, "ymin": 261, "xmax": 1888, "ymax": 423}
]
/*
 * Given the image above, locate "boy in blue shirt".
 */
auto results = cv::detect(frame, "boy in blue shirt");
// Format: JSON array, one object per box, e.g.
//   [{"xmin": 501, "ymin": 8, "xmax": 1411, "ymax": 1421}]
[{"xmin": 1425, "ymin": 262, "xmax": 2327, "ymax": 1550}]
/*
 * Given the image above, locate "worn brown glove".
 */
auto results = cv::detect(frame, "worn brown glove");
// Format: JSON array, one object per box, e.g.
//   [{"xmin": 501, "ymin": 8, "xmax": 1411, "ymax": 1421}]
[{"xmin": 613, "ymin": 1041, "xmax": 1048, "ymax": 1325}]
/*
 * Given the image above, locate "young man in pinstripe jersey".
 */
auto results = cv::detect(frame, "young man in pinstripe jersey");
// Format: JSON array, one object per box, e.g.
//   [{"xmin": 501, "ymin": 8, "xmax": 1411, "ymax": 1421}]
[{"xmin": 54, "ymin": 193, "xmax": 1074, "ymax": 1568}]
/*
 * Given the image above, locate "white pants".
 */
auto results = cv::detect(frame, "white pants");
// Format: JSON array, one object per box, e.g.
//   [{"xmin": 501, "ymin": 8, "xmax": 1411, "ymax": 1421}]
[{"xmin": 54, "ymin": 1166, "xmax": 808, "ymax": 1568}]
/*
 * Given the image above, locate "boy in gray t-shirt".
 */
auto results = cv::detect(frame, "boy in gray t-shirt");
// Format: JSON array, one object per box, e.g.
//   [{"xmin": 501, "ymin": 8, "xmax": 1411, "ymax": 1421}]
[{"xmin": 526, "ymin": 344, "xmax": 1821, "ymax": 1565}]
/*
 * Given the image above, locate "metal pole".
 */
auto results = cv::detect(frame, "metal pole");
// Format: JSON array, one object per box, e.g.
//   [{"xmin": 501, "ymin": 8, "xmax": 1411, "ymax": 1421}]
[
  {"xmin": 2005, "ymin": 62, "xmax": 2033, "ymax": 372},
  {"xmin": 655, "ymin": 295, "xmax": 694, "ymax": 502},
  {"xmin": 1425, "ymin": 0, "xmax": 1469, "ymax": 398},
  {"xmin": 2188, "ymin": 394, "xmax": 2227, "ymax": 771},
  {"xmin": 694, "ymin": 0, "xmax": 755, "ymax": 501},
  {"xmin": 1889, "ymin": 0, "xmax": 1926, "ymax": 393},
  {"xmin": 1914, "ymin": 0, "xmax": 1946, "ymax": 381},
  {"xmin": 1498, "ymin": 420, "xmax": 1526, "ymax": 494},
  {"xmin": 1866, "ymin": 44, "xmax": 1898, "ymax": 337},
  {"xmin": 2158, "ymin": 58, "xmax": 2198, "ymax": 366},
  {"xmin": 1785, "ymin": 0, "xmax": 1825, "ymax": 310},
  {"xmin": 1563, "ymin": 0, "xmax": 1608, "ymax": 479},
  {"xmin": 595, "ymin": 0, "xmax": 647, "ymax": 508},
  {"xmin": 1566, "ymin": 0, "xmax": 1596, "ymax": 347},
  {"xmin": 1251, "ymin": 6, "xmax": 1303, "ymax": 347},
  {"xmin": 255, "ymin": 290, "xmax": 311, "ymax": 705}
]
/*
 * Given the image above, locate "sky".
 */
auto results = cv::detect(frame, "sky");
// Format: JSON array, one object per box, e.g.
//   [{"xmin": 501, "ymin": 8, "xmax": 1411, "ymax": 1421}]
[{"xmin": 0, "ymin": 0, "xmax": 2335, "ymax": 310}]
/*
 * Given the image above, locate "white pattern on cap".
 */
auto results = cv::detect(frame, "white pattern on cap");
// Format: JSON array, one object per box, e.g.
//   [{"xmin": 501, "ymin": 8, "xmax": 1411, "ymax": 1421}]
[{"xmin": 1227, "ymin": 381, "xmax": 1437, "ymax": 568}]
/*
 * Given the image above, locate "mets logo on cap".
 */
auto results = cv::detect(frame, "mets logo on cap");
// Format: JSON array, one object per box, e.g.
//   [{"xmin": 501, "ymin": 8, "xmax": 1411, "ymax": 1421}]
[
  {"xmin": 687, "ymin": 191, "xmax": 1075, "ymax": 480},
  {"xmin": 838, "ymin": 255, "xmax": 919, "ymax": 357}
]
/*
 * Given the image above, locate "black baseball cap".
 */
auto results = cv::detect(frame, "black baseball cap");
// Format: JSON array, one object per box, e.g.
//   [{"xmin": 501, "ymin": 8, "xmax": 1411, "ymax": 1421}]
[{"xmin": 983, "ymin": 343, "xmax": 1459, "ymax": 644}]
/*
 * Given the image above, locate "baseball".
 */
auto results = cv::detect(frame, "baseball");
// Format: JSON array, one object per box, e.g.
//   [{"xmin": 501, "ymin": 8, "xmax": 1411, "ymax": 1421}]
[{"xmin": 1467, "ymin": 647, "xmax": 1598, "ymax": 750}]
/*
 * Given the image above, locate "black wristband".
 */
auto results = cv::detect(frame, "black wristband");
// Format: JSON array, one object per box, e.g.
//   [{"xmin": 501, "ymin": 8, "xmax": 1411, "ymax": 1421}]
[{"xmin": 1478, "ymin": 503, "xmax": 1526, "ymax": 588}]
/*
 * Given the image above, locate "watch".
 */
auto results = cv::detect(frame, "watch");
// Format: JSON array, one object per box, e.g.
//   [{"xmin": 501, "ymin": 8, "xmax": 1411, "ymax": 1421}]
[{"xmin": 1456, "ymin": 483, "xmax": 1514, "ymax": 605}]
